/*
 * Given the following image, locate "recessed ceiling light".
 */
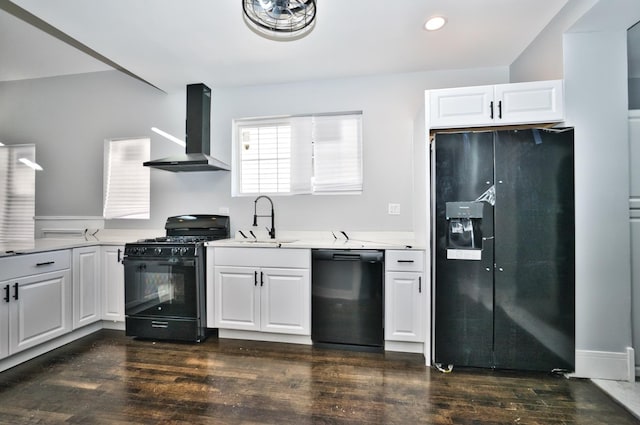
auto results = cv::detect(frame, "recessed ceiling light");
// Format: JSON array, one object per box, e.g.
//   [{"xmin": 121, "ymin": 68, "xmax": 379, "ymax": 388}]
[{"xmin": 424, "ymin": 16, "xmax": 447, "ymax": 31}]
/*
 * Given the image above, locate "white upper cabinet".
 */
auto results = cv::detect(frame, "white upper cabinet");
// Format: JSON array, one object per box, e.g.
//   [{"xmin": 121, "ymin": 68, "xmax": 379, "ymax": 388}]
[
  {"xmin": 428, "ymin": 80, "xmax": 564, "ymax": 129},
  {"xmin": 429, "ymin": 85, "xmax": 495, "ymax": 128}
]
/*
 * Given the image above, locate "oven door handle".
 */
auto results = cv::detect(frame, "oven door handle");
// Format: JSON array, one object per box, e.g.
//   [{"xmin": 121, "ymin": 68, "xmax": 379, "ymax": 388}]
[{"xmin": 155, "ymin": 260, "xmax": 196, "ymax": 267}]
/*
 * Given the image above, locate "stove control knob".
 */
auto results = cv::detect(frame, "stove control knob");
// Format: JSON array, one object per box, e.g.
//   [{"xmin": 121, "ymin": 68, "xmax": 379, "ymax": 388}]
[
  {"xmin": 171, "ymin": 247, "xmax": 179, "ymax": 255},
  {"xmin": 154, "ymin": 247, "xmax": 162, "ymax": 255},
  {"xmin": 181, "ymin": 247, "xmax": 189, "ymax": 255}
]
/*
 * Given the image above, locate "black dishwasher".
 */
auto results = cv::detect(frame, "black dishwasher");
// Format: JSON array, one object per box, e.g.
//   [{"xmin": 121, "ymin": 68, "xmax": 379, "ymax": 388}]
[{"xmin": 311, "ymin": 249, "xmax": 384, "ymax": 351}]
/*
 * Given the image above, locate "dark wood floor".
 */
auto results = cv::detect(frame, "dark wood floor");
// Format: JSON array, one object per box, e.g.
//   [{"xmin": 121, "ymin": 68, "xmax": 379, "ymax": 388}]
[{"xmin": 0, "ymin": 330, "xmax": 637, "ymax": 425}]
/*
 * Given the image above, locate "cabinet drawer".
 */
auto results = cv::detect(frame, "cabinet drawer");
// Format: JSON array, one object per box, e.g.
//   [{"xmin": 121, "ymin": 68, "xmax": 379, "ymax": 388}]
[
  {"xmin": 214, "ymin": 247, "xmax": 310, "ymax": 269},
  {"xmin": 0, "ymin": 250, "xmax": 71, "ymax": 281},
  {"xmin": 385, "ymin": 250, "xmax": 424, "ymax": 272}
]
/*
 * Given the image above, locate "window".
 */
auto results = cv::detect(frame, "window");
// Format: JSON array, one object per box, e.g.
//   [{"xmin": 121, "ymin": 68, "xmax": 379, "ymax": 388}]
[
  {"xmin": 0, "ymin": 144, "xmax": 36, "ymax": 241},
  {"xmin": 233, "ymin": 112, "xmax": 362, "ymax": 196},
  {"xmin": 103, "ymin": 137, "xmax": 150, "ymax": 219}
]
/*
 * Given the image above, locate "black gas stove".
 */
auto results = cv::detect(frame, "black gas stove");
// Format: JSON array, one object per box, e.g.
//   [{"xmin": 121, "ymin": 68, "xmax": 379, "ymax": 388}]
[
  {"xmin": 123, "ymin": 214, "xmax": 229, "ymax": 342},
  {"xmin": 125, "ymin": 215, "xmax": 230, "ymax": 257}
]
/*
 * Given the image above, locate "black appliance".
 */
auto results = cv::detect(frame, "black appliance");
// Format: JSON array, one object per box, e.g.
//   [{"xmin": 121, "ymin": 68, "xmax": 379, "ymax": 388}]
[
  {"xmin": 143, "ymin": 83, "xmax": 230, "ymax": 172},
  {"xmin": 433, "ymin": 128, "xmax": 575, "ymax": 372},
  {"xmin": 123, "ymin": 214, "xmax": 230, "ymax": 342},
  {"xmin": 311, "ymin": 249, "xmax": 384, "ymax": 351}
]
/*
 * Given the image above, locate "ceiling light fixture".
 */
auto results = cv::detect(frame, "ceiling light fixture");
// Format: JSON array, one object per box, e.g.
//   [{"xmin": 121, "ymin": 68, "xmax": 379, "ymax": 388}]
[
  {"xmin": 424, "ymin": 16, "xmax": 447, "ymax": 31},
  {"xmin": 242, "ymin": 0, "xmax": 317, "ymax": 41},
  {"xmin": 18, "ymin": 158, "xmax": 43, "ymax": 171},
  {"xmin": 151, "ymin": 127, "xmax": 186, "ymax": 147}
]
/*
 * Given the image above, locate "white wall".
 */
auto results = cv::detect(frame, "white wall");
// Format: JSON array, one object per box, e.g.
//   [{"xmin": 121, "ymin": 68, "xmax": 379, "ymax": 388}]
[
  {"xmin": 0, "ymin": 71, "xmax": 176, "ymax": 218},
  {"xmin": 630, "ymin": 111, "xmax": 640, "ymax": 375},
  {"xmin": 509, "ymin": 0, "xmax": 640, "ymax": 380},
  {"xmin": 510, "ymin": 0, "xmax": 597, "ymax": 83},
  {"xmin": 563, "ymin": 0, "xmax": 640, "ymax": 380},
  {"xmin": 0, "ymin": 67, "xmax": 508, "ymax": 234}
]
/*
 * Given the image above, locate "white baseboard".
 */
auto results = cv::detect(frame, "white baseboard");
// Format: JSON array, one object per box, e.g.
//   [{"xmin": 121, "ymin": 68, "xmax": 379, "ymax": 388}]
[
  {"xmin": 0, "ymin": 322, "xmax": 103, "ymax": 373},
  {"xmin": 572, "ymin": 348, "xmax": 636, "ymax": 381},
  {"xmin": 385, "ymin": 340, "xmax": 424, "ymax": 354},
  {"xmin": 218, "ymin": 329, "xmax": 312, "ymax": 345},
  {"xmin": 101, "ymin": 320, "xmax": 125, "ymax": 331}
]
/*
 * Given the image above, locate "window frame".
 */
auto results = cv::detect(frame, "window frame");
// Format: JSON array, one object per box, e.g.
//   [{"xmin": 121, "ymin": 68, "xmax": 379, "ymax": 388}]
[
  {"xmin": 102, "ymin": 137, "xmax": 150, "ymax": 220},
  {"xmin": 231, "ymin": 111, "xmax": 363, "ymax": 197}
]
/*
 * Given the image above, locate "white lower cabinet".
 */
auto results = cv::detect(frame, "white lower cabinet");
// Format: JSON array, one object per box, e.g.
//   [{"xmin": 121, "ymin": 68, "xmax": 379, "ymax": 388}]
[
  {"xmin": 0, "ymin": 250, "xmax": 72, "ymax": 359},
  {"xmin": 72, "ymin": 246, "xmax": 101, "ymax": 329},
  {"xmin": 385, "ymin": 250, "xmax": 425, "ymax": 343},
  {"xmin": 101, "ymin": 245, "xmax": 125, "ymax": 322},
  {"xmin": 212, "ymin": 248, "xmax": 311, "ymax": 336}
]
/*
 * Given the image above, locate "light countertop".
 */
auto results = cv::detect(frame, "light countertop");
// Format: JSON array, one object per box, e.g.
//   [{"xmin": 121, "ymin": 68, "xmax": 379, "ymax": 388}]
[
  {"xmin": 1, "ymin": 230, "xmax": 425, "ymax": 258},
  {"xmin": 0, "ymin": 229, "xmax": 162, "ymax": 258},
  {"xmin": 206, "ymin": 230, "xmax": 425, "ymax": 250}
]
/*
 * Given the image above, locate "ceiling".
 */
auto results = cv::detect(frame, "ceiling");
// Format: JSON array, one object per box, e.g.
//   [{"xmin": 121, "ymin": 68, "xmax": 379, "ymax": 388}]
[{"xmin": 0, "ymin": 0, "xmax": 614, "ymax": 93}]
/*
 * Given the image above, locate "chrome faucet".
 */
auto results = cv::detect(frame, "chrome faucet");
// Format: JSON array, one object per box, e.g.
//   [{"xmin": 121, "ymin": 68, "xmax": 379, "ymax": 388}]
[{"xmin": 253, "ymin": 195, "xmax": 276, "ymax": 239}]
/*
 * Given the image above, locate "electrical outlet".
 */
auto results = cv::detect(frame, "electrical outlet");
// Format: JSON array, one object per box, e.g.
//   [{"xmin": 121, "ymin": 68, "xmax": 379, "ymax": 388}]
[
  {"xmin": 219, "ymin": 207, "xmax": 230, "ymax": 214},
  {"xmin": 388, "ymin": 203, "xmax": 401, "ymax": 215}
]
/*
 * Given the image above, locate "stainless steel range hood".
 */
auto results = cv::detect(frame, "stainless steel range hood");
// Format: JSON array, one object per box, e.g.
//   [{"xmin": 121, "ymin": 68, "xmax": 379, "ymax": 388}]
[{"xmin": 144, "ymin": 83, "xmax": 230, "ymax": 172}]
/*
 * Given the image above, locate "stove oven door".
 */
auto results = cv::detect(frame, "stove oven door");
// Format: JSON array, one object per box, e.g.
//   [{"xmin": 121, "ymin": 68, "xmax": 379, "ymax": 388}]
[{"xmin": 123, "ymin": 256, "xmax": 203, "ymax": 341}]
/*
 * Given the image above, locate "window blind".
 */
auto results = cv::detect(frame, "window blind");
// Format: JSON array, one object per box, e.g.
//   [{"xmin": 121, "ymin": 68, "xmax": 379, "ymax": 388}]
[
  {"xmin": 234, "ymin": 112, "xmax": 362, "ymax": 196},
  {"xmin": 103, "ymin": 138, "xmax": 150, "ymax": 219},
  {"xmin": 312, "ymin": 114, "xmax": 362, "ymax": 194},
  {"xmin": 0, "ymin": 145, "xmax": 36, "ymax": 241}
]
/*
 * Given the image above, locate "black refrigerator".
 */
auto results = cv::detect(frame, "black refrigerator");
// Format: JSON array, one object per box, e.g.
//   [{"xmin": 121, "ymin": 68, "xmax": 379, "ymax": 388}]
[{"xmin": 433, "ymin": 128, "xmax": 575, "ymax": 372}]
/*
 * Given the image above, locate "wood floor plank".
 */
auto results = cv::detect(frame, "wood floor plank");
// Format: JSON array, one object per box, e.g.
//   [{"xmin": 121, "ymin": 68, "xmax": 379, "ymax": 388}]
[{"xmin": 0, "ymin": 330, "xmax": 637, "ymax": 424}]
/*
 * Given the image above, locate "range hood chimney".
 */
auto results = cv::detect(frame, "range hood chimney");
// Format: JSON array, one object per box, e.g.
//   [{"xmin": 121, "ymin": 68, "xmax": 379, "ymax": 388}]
[{"xmin": 144, "ymin": 83, "xmax": 230, "ymax": 172}]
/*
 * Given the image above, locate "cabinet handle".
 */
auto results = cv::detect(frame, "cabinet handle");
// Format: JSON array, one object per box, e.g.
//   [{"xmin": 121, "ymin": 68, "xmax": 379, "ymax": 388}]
[
  {"xmin": 397, "ymin": 260, "xmax": 414, "ymax": 263},
  {"xmin": 418, "ymin": 276, "xmax": 422, "ymax": 294},
  {"xmin": 36, "ymin": 261, "xmax": 55, "ymax": 266},
  {"xmin": 260, "ymin": 271, "xmax": 264, "ymax": 287},
  {"xmin": 13, "ymin": 282, "xmax": 18, "ymax": 300},
  {"xmin": 3, "ymin": 284, "xmax": 9, "ymax": 303},
  {"xmin": 490, "ymin": 101, "xmax": 494, "ymax": 119},
  {"xmin": 117, "ymin": 249, "xmax": 122, "ymax": 263},
  {"xmin": 151, "ymin": 321, "xmax": 169, "ymax": 329},
  {"xmin": 498, "ymin": 100, "xmax": 502, "ymax": 119},
  {"xmin": 254, "ymin": 271, "xmax": 258, "ymax": 286}
]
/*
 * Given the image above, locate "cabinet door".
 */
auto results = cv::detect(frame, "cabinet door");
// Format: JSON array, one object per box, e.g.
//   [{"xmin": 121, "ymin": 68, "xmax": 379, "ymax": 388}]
[
  {"xmin": 429, "ymin": 85, "xmax": 495, "ymax": 128},
  {"xmin": 385, "ymin": 272, "xmax": 424, "ymax": 342},
  {"xmin": 101, "ymin": 246, "xmax": 125, "ymax": 321},
  {"xmin": 73, "ymin": 247, "xmax": 101, "ymax": 329},
  {"xmin": 261, "ymin": 268, "xmax": 310, "ymax": 335},
  {"xmin": 494, "ymin": 80, "xmax": 563, "ymax": 125},
  {"xmin": 10, "ymin": 269, "xmax": 72, "ymax": 355},
  {"xmin": 214, "ymin": 266, "xmax": 260, "ymax": 331},
  {"xmin": 0, "ymin": 281, "xmax": 9, "ymax": 358}
]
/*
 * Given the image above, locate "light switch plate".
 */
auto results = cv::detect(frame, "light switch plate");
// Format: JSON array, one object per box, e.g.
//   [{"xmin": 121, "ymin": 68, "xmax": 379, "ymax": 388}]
[{"xmin": 388, "ymin": 203, "xmax": 400, "ymax": 215}]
